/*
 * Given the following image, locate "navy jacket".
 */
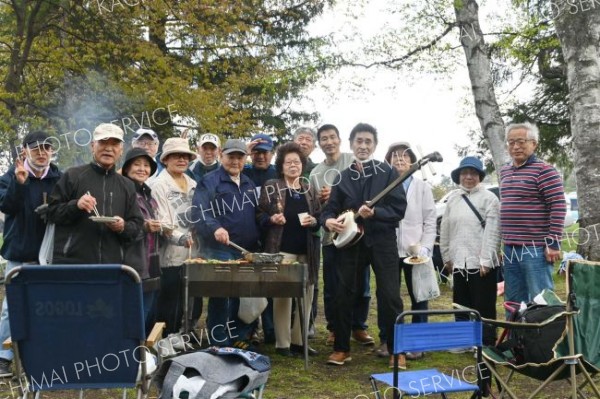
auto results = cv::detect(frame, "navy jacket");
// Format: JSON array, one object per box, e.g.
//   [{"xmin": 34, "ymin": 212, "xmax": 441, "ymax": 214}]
[
  {"xmin": 321, "ymin": 160, "xmax": 406, "ymax": 247},
  {"xmin": 192, "ymin": 167, "xmax": 266, "ymax": 252},
  {"xmin": 242, "ymin": 165, "xmax": 277, "ymax": 188},
  {"xmin": 0, "ymin": 164, "xmax": 62, "ymax": 262},
  {"xmin": 187, "ymin": 161, "xmax": 220, "ymax": 184}
]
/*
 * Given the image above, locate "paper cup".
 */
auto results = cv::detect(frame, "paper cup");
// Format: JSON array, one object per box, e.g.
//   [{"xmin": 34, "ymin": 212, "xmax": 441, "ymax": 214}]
[
  {"xmin": 298, "ymin": 212, "xmax": 309, "ymax": 224},
  {"xmin": 408, "ymin": 243, "xmax": 421, "ymax": 257}
]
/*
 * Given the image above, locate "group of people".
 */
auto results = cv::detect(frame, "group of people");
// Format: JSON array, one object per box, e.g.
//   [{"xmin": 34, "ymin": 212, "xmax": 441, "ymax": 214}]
[
  {"xmin": 440, "ymin": 122, "xmax": 566, "ymax": 348},
  {"xmin": 0, "ymin": 119, "xmax": 566, "ymax": 377}
]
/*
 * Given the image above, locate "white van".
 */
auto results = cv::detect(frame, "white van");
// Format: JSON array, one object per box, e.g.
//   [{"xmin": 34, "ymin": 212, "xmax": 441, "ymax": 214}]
[{"xmin": 435, "ymin": 187, "xmax": 576, "ymax": 227}]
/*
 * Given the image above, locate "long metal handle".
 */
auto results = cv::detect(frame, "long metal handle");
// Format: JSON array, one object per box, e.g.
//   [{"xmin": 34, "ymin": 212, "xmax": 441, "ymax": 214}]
[{"xmin": 228, "ymin": 241, "xmax": 249, "ymax": 254}]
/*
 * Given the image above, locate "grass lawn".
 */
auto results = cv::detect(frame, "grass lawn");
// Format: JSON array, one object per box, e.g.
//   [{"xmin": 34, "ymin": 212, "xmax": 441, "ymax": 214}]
[{"xmin": 1, "ymin": 227, "xmax": 599, "ymax": 398}]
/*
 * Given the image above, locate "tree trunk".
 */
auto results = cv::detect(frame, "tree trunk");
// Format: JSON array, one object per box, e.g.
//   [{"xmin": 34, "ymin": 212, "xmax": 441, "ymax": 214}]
[
  {"xmin": 553, "ymin": 2, "xmax": 600, "ymax": 260},
  {"xmin": 454, "ymin": 0, "xmax": 508, "ymax": 174}
]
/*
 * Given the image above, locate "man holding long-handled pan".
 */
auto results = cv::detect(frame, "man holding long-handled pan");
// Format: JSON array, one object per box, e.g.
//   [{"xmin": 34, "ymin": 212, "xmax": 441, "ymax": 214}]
[
  {"xmin": 322, "ymin": 123, "xmax": 406, "ymax": 367},
  {"xmin": 191, "ymin": 139, "xmax": 267, "ymax": 349}
]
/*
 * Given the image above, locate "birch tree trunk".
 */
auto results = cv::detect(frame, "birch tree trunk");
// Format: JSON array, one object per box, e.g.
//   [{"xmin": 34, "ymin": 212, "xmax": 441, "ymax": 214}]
[
  {"xmin": 553, "ymin": 2, "xmax": 600, "ymax": 260},
  {"xmin": 454, "ymin": 0, "xmax": 508, "ymax": 173}
]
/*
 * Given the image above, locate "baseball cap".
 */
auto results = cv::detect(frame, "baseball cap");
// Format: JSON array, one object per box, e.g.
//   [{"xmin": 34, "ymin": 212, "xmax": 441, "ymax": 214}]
[
  {"xmin": 199, "ymin": 133, "xmax": 220, "ymax": 148},
  {"xmin": 222, "ymin": 139, "xmax": 248, "ymax": 155},
  {"xmin": 93, "ymin": 123, "xmax": 124, "ymax": 142},
  {"xmin": 22, "ymin": 131, "xmax": 52, "ymax": 149},
  {"xmin": 132, "ymin": 128, "xmax": 159, "ymax": 143},
  {"xmin": 250, "ymin": 133, "xmax": 273, "ymax": 152}
]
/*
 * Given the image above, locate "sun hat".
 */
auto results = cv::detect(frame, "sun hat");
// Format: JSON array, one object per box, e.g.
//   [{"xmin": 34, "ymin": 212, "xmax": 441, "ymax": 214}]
[
  {"xmin": 93, "ymin": 123, "xmax": 124, "ymax": 142},
  {"xmin": 222, "ymin": 139, "xmax": 248, "ymax": 155},
  {"xmin": 159, "ymin": 137, "xmax": 197, "ymax": 163},
  {"xmin": 385, "ymin": 141, "xmax": 417, "ymax": 164},
  {"xmin": 451, "ymin": 156, "xmax": 485, "ymax": 184},
  {"xmin": 122, "ymin": 147, "xmax": 157, "ymax": 176}
]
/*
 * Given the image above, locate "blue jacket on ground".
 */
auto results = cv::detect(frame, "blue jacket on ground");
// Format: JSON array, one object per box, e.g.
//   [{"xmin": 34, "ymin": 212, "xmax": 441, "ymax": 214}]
[
  {"xmin": 192, "ymin": 167, "xmax": 266, "ymax": 253},
  {"xmin": 0, "ymin": 164, "xmax": 62, "ymax": 262}
]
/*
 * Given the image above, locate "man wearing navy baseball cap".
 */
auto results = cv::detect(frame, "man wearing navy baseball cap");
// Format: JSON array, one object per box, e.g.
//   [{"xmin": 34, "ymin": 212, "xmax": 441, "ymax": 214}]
[
  {"xmin": 242, "ymin": 133, "xmax": 278, "ymax": 344},
  {"xmin": 243, "ymin": 133, "xmax": 277, "ymax": 188}
]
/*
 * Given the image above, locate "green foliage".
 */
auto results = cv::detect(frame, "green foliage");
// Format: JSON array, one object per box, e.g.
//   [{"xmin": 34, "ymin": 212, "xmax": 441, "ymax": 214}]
[
  {"xmin": 494, "ymin": 2, "xmax": 572, "ymax": 172},
  {"xmin": 0, "ymin": 0, "xmax": 331, "ymax": 169},
  {"xmin": 432, "ymin": 174, "xmax": 455, "ymax": 201}
]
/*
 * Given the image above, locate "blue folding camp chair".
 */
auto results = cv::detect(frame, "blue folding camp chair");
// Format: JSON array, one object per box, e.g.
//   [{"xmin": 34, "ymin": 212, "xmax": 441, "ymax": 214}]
[
  {"xmin": 370, "ymin": 309, "xmax": 484, "ymax": 399},
  {"xmin": 5, "ymin": 264, "xmax": 163, "ymax": 399}
]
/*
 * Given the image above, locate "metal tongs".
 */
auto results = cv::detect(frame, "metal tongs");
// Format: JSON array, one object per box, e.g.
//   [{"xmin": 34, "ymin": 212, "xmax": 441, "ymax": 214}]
[{"xmin": 228, "ymin": 241, "xmax": 284, "ymax": 263}]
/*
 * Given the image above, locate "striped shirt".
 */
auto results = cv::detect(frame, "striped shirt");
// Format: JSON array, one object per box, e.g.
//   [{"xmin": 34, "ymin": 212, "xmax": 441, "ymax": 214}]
[{"xmin": 500, "ymin": 155, "xmax": 566, "ymax": 249}]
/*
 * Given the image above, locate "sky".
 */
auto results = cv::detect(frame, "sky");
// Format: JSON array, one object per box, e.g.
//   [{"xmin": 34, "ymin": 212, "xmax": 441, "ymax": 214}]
[
  {"xmin": 298, "ymin": 0, "xmax": 519, "ymax": 183},
  {"xmin": 302, "ymin": 70, "xmax": 475, "ymax": 183}
]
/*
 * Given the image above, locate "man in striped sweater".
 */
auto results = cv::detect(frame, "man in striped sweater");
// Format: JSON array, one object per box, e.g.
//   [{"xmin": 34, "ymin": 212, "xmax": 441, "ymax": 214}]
[{"xmin": 500, "ymin": 122, "xmax": 566, "ymax": 306}]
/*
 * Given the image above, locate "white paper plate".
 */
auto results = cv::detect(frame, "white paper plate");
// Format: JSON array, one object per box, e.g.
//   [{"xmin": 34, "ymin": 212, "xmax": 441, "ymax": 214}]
[{"xmin": 403, "ymin": 255, "xmax": 430, "ymax": 265}]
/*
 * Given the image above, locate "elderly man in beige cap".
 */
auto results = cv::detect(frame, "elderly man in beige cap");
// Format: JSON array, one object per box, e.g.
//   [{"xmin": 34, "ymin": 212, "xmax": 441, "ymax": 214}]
[{"xmin": 47, "ymin": 123, "xmax": 144, "ymax": 267}]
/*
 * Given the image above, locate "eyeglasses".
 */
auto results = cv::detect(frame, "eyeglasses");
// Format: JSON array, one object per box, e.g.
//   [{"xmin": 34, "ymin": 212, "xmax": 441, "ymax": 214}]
[
  {"xmin": 506, "ymin": 139, "xmax": 534, "ymax": 147},
  {"xmin": 170, "ymin": 154, "xmax": 191, "ymax": 160},
  {"xmin": 134, "ymin": 140, "xmax": 158, "ymax": 148},
  {"xmin": 284, "ymin": 160, "xmax": 302, "ymax": 166}
]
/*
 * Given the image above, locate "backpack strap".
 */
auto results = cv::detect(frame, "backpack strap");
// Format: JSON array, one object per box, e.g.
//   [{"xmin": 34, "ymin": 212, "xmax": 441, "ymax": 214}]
[{"xmin": 461, "ymin": 194, "xmax": 486, "ymax": 228}]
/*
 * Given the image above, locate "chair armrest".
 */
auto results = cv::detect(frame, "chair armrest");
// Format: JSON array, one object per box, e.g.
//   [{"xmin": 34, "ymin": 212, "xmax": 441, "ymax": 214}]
[
  {"xmin": 146, "ymin": 322, "xmax": 166, "ymax": 347},
  {"xmin": 2, "ymin": 337, "xmax": 10, "ymax": 350}
]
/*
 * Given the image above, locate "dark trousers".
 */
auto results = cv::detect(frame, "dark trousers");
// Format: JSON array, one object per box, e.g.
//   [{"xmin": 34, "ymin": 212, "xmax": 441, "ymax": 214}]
[
  {"xmin": 323, "ymin": 244, "xmax": 371, "ymax": 332},
  {"xmin": 311, "ymin": 235, "xmax": 321, "ymax": 325},
  {"xmin": 453, "ymin": 268, "xmax": 497, "ymax": 345},
  {"xmin": 333, "ymin": 238, "xmax": 402, "ymax": 353},
  {"xmin": 143, "ymin": 290, "xmax": 158, "ymax": 336},
  {"xmin": 205, "ymin": 246, "xmax": 256, "ymax": 346},
  {"xmin": 157, "ymin": 266, "xmax": 184, "ymax": 335},
  {"xmin": 261, "ymin": 299, "xmax": 274, "ymax": 340},
  {"xmin": 187, "ymin": 297, "xmax": 203, "ymax": 329},
  {"xmin": 377, "ymin": 260, "xmax": 429, "ymax": 343}
]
